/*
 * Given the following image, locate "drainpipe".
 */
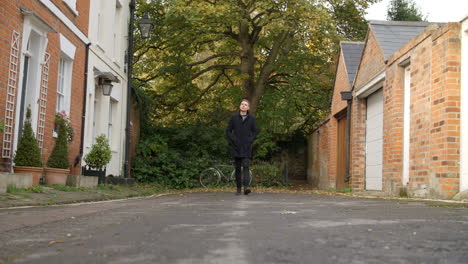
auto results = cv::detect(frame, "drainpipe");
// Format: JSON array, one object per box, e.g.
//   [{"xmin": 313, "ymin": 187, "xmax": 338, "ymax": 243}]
[
  {"xmin": 124, "ymin": 0, "xmax": 136, "ymax": 178},
  {"xmin": 75, "ymin": 43, "xmax": 91, "ymax": 168},
  {"xmin": 340, "ymin": 91, "xmax": 353, "ymax": 183}
]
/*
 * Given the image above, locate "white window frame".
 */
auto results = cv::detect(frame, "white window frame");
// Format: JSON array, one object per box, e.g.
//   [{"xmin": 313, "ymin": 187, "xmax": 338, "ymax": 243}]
[
  {"xmin": 53, "ymin": 35, "xmax": 75, "ymax": 137},
  {"xmin": 402, "ymin": 66, "xmax": 411, "ymax": 186},
  {"xmin": 108, "ymin": 100, "xmax": 116, "ymax": 147},
  {"xmin": 96, "ymin": 0, "xmax": 104, "ymax": 46},
  {"xmin": 56, "ymin": 34, "xmax": 75, "ymax": 115},
  {"xmin": 63, "ymin": 0, "xmax": 78, "ymax": 15},
  {"xmin": 92, "ymin": 98, "xmax": 98, "ymax": 145},
  {"xmin": 113, "ymin": 4, "xmax": 122, "ymax": 64},
  {"xmin": 56, "ymin": 57, "xmax": 67, "ymax": 113}
]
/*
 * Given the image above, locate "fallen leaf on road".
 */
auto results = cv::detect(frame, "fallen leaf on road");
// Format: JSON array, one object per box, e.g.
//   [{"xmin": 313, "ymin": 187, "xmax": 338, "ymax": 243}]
[
  {"xmin": 368, "ymin": 229, "xmax": 373, "ymax": 232},
  {"xmin": 48, "ymin": 240, "xmax": 64, "ymax": 246}
]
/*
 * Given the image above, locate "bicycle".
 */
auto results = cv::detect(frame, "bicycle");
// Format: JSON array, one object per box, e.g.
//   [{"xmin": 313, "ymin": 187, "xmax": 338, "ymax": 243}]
[{"xmin": 199, "ymin": 164, "xmax": 253, "ymax": 188}]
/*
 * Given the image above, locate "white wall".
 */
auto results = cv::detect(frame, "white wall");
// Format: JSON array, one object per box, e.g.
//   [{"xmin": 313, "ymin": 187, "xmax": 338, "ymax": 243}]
[
  {"xmin": 460, "ymin": 17, "xmax": 468, "ymax": 192},
  {"xmin": 84, "ymin": 0, "xmax": 129, "ymax": 176}
]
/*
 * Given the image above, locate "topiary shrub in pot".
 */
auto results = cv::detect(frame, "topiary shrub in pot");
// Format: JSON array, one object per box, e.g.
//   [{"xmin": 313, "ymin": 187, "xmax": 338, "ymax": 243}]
[
  {"xmin": 13, "ymin": 107, "xmax": 43, "ymax": 185},
  {"xmin": 83, "ymin": 134, "xmax": 112, "ymax": 184},
  {"xmin": 44, "ymin": 111, "xmax": 72, "ymax": 185}
]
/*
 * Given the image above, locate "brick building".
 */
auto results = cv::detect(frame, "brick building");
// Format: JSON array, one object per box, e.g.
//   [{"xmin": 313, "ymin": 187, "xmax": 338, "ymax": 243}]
[
  {"xmin": 309, "ymin": 19, "xmax": 468, "ymax": 199},
  {"xmin": 0, "ymin": 0, "xmax": 90, "ymax": 175},
  {"xmin": 308, "ymin": 41, "xmax": 364, "ymax": 190}
]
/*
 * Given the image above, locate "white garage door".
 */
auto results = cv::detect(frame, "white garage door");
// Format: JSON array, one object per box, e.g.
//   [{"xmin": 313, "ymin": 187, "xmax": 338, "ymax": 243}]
[{"xmin": 365, "ymin": 89, "xmax": 383, "ymax": 190}]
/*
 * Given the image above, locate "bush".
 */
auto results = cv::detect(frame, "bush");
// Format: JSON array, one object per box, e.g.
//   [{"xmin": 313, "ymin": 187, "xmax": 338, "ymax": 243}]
[
  {"xmin": 132, "ymin": 125, "xmax": 230, "ymax": 189},
  {"xmin": 84, "ymin": 134, "xmax": 112, "ymax": 169},
  {"xmin": 13, "ymin": 108, "xmax": 43, "ymax": 167},
  {"xmin": 47, "ymin": 112, "xmax": 70, "ymax": 169},
  {"xmin": 0, "ymin": 118, "xmax": 4, "ymax": 134},
  {"xmin": 251, "ymin": 161, "xmax": 287, "ymax": 187},
  {"xmin": 252, "ymin": 131, "xmax": 280, "ymax": 160}
]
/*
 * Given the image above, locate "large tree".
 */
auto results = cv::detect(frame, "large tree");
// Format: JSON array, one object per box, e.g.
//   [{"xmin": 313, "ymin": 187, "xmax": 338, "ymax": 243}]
[
  {"xmin": 387, "ymin": 0, "xmax": 426, "ymax": 21},
  {"xmin": 134, "ymin": 0, "xmax": 374, "ymax": 133}
]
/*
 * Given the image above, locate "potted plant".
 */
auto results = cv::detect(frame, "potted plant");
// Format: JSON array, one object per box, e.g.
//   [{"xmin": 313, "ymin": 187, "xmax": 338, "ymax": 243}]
[
  {"xmin": 13, "ymin": 108, "xmax": 43, "ymax": 185},
  {"xmin": 44, "ymin": 111, "xmax": 72, "ymax": 185},
  {"xmin": 83, "ymin": 134, "xmax": 112, "ymax": 184}
]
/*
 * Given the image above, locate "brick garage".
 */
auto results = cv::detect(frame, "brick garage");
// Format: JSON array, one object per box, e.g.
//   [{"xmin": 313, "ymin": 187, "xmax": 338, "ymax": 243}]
[
  {"xmin": 310, "ymin": 20, "xmax": 465, "ymax": 199},
  {"xmin": 0, "ymin": 0, "xmax": 90, "ymax": 175},
  {"xmin": 351, "ymin": 21, "xmax": 463, "ymax": 199},
  {"xmin": 308, "ymin": 42, "xmax": 363, "ymax": 189}
]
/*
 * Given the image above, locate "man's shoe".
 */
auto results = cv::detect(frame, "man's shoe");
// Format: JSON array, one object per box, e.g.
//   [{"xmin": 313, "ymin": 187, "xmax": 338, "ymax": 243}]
[
  {"xmin": 236, "ymin": 188, "xmax": 242, "ymax": 195},
  {"xmin": 244, "ymin": 188, "xmax": 251, "ymax": 195}
]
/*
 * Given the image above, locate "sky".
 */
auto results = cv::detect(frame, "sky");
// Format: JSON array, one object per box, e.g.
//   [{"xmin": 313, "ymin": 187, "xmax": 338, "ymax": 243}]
[{"xmin": 365, "ymin": 0, "xmax": 468, "ymax": 22}]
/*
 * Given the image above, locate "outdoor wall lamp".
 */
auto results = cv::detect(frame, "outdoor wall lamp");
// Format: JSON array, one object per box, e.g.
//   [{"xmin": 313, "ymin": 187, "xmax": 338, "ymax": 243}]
[
  {"xmin": 340, "ymin": 91, "xmax": 353, "ymax": 101},
  {"xmin": 138, "ymin": 12, "xmax": 153, "ymax": 39},
  {"xmin": 99, "ymin": 78, "xmax": 114, "ymax": 96}
]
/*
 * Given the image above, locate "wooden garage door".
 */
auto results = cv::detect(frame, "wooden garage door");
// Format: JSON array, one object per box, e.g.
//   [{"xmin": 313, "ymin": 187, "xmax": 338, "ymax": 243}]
[
  {"xmin": 336, "ymin": 116, "xmax": 349, "ymax": 190},
  {"xmin": 365, "ymin": 89, "xmax": 383, "ymax": 190}
]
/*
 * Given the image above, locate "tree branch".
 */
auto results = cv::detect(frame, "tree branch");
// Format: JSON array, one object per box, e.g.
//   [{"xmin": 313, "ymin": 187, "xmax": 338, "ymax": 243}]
[
  {"xmin": 191, "ymin": 64, "xmax": 240, "ymax": 80},
  {"xmin": 187, "ymin": 53, "xmax": 238, "ymax": 67},
  {"xmin": 186, "ymin": 71, "xmax": 223, "ymax": 108},
  {"xmin": 222, "ymin": 70, "xmax": 235, "ymax": 87}
]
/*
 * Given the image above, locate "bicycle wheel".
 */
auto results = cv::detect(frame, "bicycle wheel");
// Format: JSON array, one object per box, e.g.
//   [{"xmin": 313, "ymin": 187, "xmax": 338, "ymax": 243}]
[
  {"xmin": 230, "ymin": 168, "xmax": 253, "ymax": 186},
  {"xmin": 200, "ymin": 168, "xmax": 221, "ymax": 188}
]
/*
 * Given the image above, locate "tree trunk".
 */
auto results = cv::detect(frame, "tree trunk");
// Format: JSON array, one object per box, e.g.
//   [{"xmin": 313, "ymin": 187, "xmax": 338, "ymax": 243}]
[
  {"xmin": 249, "ymin": 31, "xmax": 292, "ymax": 115},
  {"xmin": 238, "ymin": 22, "xmax": 255, "ymax": 104}
]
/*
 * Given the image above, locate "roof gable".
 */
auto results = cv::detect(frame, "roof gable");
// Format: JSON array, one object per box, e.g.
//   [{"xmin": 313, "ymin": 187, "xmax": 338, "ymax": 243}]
[
  {"xmin": 340, "ymin": 41, "xmax": 364, "ymax": 87},
  {"xmin": 370, "ymin": 20, "xmax": 431, "ymax": 59}
]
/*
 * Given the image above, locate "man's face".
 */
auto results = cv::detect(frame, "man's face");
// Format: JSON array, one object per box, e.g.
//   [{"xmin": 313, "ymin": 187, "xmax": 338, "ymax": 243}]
[{"xmin": 240, "ymin": 101, "xmax": 250, "ymax": 112}]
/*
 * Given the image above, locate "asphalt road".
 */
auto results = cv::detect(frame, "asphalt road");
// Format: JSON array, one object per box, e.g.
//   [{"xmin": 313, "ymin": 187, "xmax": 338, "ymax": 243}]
[{"xmin": 0, "ymin": 192, "xmax": 467, "ymax": 264}]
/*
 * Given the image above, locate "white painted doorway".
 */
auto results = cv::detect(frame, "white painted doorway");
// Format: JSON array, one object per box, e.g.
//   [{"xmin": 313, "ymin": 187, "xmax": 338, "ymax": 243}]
[{"xmin": 365, "ymin": 89, "xmax": 384, "ymax": 190}]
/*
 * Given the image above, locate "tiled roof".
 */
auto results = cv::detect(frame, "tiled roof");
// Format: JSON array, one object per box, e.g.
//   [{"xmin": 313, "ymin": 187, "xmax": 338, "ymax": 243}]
[
  {"xmin": 370, "ymin": 20, "xmax": 432, "ymax": 59},
  {"xmin": 340, "ymin": 41, "xmax": 364, "ymax": 87}
]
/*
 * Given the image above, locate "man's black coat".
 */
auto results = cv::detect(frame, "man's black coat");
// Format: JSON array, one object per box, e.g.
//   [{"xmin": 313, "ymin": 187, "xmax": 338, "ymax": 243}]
[{"xmin": 226, "ymin": 112, "xmax": 258, "ymax": 158}]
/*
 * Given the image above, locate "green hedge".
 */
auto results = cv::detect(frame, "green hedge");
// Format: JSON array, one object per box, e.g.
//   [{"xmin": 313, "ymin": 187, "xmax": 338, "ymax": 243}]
[
  {"xmin": 132, "ymin": 125, "xmax": 291, "ymax": 189},
  {"xmin": 132, "ymin": 125, "xmax": 230, "ymax": 189},
  {"xmin": 251, "ymin": 161, "xmax": 287, "ymax": 187}
]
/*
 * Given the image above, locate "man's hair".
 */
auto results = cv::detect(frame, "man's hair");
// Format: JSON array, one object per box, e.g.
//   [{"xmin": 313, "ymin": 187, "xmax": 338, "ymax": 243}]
[{"xmin": 240, "ymin": 98, "xmax": 250, "ymax": 105}]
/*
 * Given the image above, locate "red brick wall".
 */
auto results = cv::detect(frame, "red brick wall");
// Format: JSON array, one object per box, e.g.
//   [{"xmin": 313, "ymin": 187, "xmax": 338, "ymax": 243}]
[
  {"xmin": 428, "ymin": 24, "xmax": 461, "ymax": 198},
  {"xmin": 0, "ymin": 0, "xmax": 89, "ymax": 174},
  {"xmin": 331, "ymin": 52, "xmax": 350, "ymax": 114},
  {"xmin": 349, "ymin": 98, "xmax": 366, "ymax": 191},
  {"xmin": 308, "ymin": 119, "xmax": 331, "ymax": 189},
  {"xmin": 382, "ymin": 23, "xmax": 462, "ymax": 198},
  {"xmin": 354, "ymin": 30, "xmax": 386, "ymax": 91}
]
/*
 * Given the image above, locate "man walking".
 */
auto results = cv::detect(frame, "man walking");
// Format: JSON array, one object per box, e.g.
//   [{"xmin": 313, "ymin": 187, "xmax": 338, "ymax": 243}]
[{"xmin": 226, "ymin": 99, "xmax": 258, "ymax": 195}]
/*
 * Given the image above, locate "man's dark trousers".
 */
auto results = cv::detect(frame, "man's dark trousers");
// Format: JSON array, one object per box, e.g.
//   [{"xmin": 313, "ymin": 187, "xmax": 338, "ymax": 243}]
[{"xmin": 235, "ymin": 157, "xmax": 250, "ymax": 190}]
